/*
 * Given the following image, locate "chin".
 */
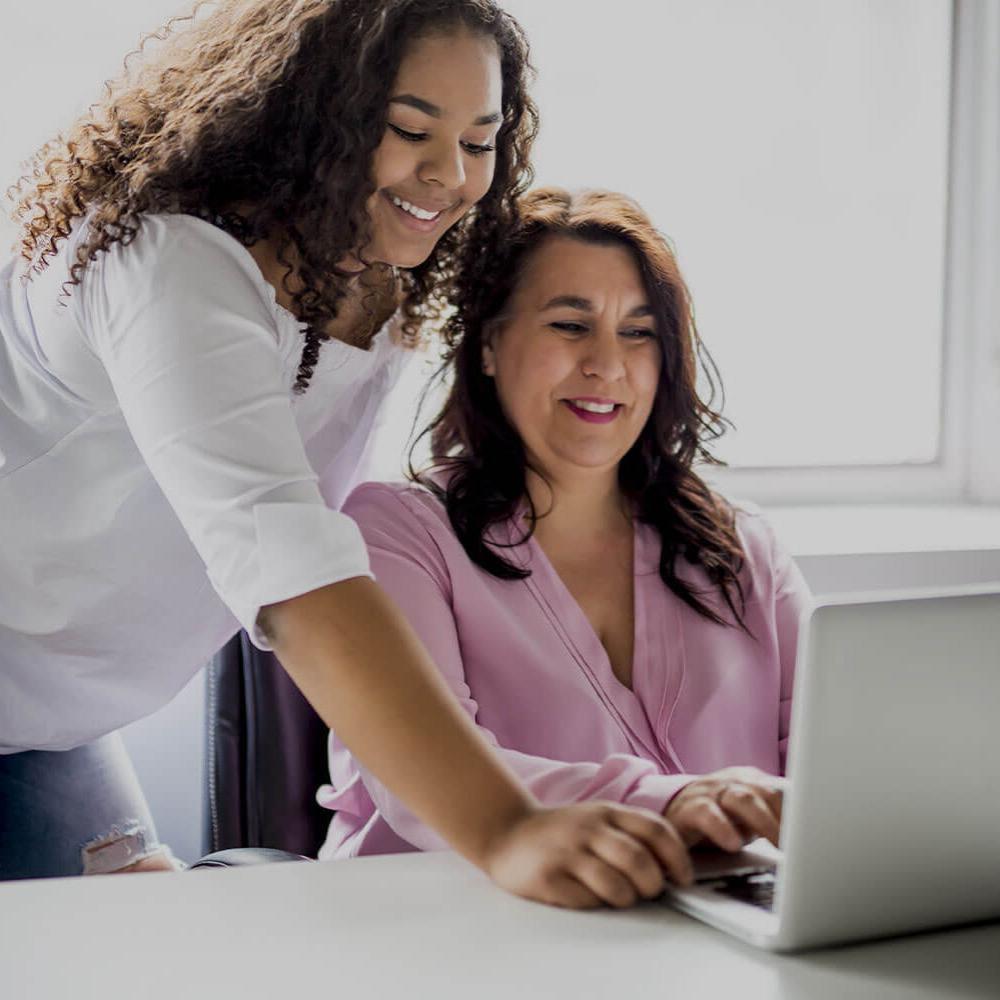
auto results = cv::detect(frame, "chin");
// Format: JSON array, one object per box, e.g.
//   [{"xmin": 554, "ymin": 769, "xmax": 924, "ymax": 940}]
[
  {"xmin": 553, "ymin": 449, "xmax": 626, "ymax": 472},
  {"xmin": 369, "ymin": 240, "xmax": 433, "ymax": 270},
  {"xmin": 389, "ymin": 247, "xmax": 434, "ymax": 269}
]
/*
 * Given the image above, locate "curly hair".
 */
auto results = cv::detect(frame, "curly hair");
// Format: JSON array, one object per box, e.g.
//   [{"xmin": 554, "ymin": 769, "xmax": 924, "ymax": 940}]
[
  {"xmin": 419, "ymin": 187, "xmax": 750, "ymax": 632},
  {"xmin": 7, "ymin": 0, "xmax": 538, "ymax": 392}
]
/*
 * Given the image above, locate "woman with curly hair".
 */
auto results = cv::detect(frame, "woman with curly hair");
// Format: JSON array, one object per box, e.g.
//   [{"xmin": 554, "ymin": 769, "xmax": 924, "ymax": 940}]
[
  {"xmin": 0, "ymin": 2, "xmax": 694, "ymax": 904},
  {"xmin": 326, "ymin": 189, "xmax": 811, "ymax": 894}
]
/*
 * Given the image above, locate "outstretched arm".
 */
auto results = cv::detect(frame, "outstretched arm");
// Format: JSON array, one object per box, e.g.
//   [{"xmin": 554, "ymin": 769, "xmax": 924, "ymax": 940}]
[{"xmin": 260, "ymin": 578, "xmax": 693, "ymax": 908}]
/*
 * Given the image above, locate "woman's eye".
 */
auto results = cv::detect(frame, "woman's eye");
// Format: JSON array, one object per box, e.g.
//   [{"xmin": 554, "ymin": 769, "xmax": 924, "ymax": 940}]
[
  {"xmin": 388, "ymin": 124, "xmax": 427, "ymax": 143},
  {"xmin": 389, "ymin": 124, "xmax": 494, "ymax": 155},
  {"xmin": 462, "ymin": 141, "xmax": 496, "ymax": 156},
  {"xmin": 623, "ymin": 327, "xmax": 655, "ymax": 339},
  {"xmin": 549, "ymin": 321, "xmax": 587, "ymax": 334}
]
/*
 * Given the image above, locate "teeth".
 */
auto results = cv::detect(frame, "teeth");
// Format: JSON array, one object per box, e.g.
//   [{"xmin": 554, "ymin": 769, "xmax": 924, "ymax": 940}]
[
  {"xmin": 570, "ymin": 399, "xmax": 616, "ymax": 414},
  {"xmin": 390, "ymin": 194, "xmax": 440, "ymax": 221}
]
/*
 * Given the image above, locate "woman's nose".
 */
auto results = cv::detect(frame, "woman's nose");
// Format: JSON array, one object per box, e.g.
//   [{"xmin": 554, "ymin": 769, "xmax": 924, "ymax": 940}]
[
  {"xmin": 581, "ymin": 330, "xmax": 627, "ymax": 381},
  {"xmin": 419, "ymin": 142, "xmax": 466, "ymax": 191}
]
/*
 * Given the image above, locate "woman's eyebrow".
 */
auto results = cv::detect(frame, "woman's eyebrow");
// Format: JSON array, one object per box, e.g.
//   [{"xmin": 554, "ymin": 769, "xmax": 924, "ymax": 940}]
[
  {"xmin": 540, "ymin": 295, "xmax": 653, "ymax": 318},
  {"xmin": 540, "ymin": 295, "xmax": 591, "ymax": 311},
  {"xmin": 389, "ymin": 94, "xmax": 502, "ymax": 126}
]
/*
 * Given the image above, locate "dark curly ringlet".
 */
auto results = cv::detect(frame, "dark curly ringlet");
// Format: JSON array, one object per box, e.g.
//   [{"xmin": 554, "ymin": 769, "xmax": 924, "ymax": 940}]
[
  {"xmin": 7, "ymin": 0, "xmax": 538, "ymax": 392},
  {"xmin": 418, "ymin": 187, "xmax": 750, "ymax": 632}
]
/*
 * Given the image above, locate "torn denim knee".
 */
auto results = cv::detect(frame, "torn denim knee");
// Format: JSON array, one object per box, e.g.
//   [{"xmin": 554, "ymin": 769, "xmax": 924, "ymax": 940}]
[{"xmin": 81, "ymin": 820, "xmax": 164, "ymax": 875}]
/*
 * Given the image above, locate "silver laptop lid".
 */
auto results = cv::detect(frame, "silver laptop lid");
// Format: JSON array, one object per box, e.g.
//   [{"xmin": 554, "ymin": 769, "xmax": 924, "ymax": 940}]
[{"xmin": 778, "ymin": 585, "xmax": 1000, "ymax": 949}]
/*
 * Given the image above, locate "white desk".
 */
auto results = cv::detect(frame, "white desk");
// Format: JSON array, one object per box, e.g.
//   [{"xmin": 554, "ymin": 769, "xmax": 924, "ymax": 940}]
[{"xmin": 1, "ymin": 852, "xmax": 998, "ymax": 999}]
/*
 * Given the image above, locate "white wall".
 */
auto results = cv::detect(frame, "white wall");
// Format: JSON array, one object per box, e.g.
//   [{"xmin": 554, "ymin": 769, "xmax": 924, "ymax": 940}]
[{"xmin": 120, "ymin": 671, "xmax": 205, "ymax": 864}]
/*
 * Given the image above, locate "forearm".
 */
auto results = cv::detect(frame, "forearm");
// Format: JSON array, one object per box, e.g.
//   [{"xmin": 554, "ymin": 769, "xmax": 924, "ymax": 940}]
[
  {"xmin": 364, "ymin": 749, "xmax": 696, "ymax": 852},
  {"xmin": 259, "ymin": 577, "xmax": 536, "ymax": 868}
]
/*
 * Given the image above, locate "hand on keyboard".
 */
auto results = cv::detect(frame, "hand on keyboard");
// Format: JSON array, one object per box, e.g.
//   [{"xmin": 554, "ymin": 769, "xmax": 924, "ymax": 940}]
[{"xmin": 664, "ymin": 766, "xmax": 785, "ymax": 852}]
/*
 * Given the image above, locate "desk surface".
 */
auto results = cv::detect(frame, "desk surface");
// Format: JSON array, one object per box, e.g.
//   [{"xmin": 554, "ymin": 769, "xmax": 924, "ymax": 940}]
[{"xmin": 2, "ymin": 852, "xmax": 998, "ymax": 999}]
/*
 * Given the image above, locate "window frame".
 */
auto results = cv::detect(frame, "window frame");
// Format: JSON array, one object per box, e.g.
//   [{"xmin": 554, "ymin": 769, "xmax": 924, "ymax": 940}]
[{"xmin": 702, "ymin": 0, "xmax": 998, "ymax": 506}]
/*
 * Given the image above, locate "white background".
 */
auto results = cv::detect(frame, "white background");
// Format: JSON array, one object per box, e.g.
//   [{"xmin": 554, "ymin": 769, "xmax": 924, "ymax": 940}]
[
  {"xmin": 1, "ymin": 2, "xmax": 954, "ymax": 478},
  {"xmin": 502, "ymin": 0, "xmax": 951, "ymax": 469}
]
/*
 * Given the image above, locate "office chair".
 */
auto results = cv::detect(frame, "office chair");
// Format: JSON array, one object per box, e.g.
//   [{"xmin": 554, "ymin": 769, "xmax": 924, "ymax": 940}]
[{"xmin": 192, "ymin": 630, "xmax": 329, "ymax": 869}]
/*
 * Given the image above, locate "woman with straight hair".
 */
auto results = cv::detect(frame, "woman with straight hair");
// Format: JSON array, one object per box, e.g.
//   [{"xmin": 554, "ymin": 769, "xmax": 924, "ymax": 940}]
[
  {"xmin": 324, "ymin": 188, "xmax": 811, "ymax": 907},
  {"xmin": 0, "ymin": 3, "xmax": 693, "ymax": 906}
]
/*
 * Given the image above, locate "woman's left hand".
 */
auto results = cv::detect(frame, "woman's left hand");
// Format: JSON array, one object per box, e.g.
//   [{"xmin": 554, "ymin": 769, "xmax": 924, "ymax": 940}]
[{"xmin": 664, "ymin": 766, "xmax": 785, "ymax": 851}]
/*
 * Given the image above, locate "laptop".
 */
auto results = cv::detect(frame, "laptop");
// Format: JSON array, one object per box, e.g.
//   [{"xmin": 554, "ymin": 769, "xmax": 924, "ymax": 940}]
[{"xmin": 662, "ymin": 584, "xmax": 1000, "ymax": 952}]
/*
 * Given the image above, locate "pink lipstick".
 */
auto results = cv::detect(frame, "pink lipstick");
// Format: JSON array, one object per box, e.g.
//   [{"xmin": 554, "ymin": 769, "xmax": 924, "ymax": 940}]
[{"xmin": 562, "ymin": 399, "xmax": 622, "ymax": 424}]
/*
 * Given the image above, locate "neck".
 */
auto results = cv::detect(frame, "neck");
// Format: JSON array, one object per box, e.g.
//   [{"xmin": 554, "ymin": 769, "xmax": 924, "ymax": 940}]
[
  {"xmin": 525, "ymin": 464, "xmax": 630, "ymax": 544},
  {"xmin": 222, "ymin": 201, "xmax": 368, "ymax": 286},
  {"xmin": 243, "ymin": 233, "xmax": 400, "ymax": 348}
]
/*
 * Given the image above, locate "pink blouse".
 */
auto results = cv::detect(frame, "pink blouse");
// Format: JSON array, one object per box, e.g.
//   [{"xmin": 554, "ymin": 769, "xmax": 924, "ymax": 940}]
[{"xmin": 317, "ymin": 481, "xmax": 811, "ymax": 858}]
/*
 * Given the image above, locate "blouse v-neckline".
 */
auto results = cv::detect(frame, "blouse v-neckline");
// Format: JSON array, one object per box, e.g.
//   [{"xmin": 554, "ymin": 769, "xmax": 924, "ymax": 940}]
[
  {"xmin": 517, "ymin": 520, "xmax": 685, "ymax": 771},
  {"xmin": 530, "ymin": 528, "xmax": 638, "ymax": 691}
]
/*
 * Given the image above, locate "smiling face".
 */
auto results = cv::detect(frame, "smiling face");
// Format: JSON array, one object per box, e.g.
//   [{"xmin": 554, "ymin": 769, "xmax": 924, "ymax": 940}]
[
  {"xmin": 483, "ymin": 235, "xmax": 663, "ymax": 486},
  {"xmin": 364, "ymin": 27, "xmax": 503, "ymax": 268}
]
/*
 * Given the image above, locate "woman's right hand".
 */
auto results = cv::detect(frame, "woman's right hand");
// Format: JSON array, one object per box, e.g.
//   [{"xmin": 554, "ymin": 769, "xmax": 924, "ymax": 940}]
[
  {"xmin": 664, "ymin": 766, "xmax": 785, "ymax": 852},
  {"xmin": 482, "ymin": 802, "xmax": 693, "ymax": 909}
]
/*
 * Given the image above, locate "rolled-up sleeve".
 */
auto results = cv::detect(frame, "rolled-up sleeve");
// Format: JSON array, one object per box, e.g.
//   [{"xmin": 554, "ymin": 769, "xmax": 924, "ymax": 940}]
[{"xmin": 81, "ymin": 216, "xmax": 371, "ymax": 647}]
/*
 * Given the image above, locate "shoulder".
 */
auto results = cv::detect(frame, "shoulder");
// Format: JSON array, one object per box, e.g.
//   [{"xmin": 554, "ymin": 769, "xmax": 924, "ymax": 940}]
[
  {"xmin": 343, "ymin": 481, "xmax": 464, "ymax": 594},
  {"xmin": 730, "ymin": 498, "xmax": 772, "ymax": 549},
  {"xmin": 69, "ymin": 212, "xmax": 295, "ymax": 363},
  {"xmin": 105, "ymin": 214, "xmax": 261, "ymax": 280},
  {"xmin": 726, "ymin": 497, "xmax": 797, "ymax": 585},
  {"xmin": 79, "ymin": 213, "xmax": 277, "ymax": 319},
  {"xmin": 343, "ymin": 480, "xmax": 453, "ymax": 545}
]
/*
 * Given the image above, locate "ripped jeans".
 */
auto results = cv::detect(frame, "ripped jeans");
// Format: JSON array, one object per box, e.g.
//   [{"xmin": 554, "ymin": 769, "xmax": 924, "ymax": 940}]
[{"xmin": 0, "ymin": 732, "xmax": 176, "ymax": 880}]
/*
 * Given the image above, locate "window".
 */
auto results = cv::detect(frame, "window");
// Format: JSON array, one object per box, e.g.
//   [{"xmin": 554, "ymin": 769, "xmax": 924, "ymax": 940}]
[
  {"xmin": 374, "ymin": 1, "xmax": 998, "ymax": 506},
  {"xmin": 4, "ymin": 2, "xmax": 995, "ymax": 504}
]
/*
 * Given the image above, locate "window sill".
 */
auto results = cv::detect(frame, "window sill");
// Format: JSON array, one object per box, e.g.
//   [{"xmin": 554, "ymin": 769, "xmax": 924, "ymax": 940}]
[
  {"xmin": 763, "ymin": 504, "xmax": 1000, "ymax": 557},
  {"xmin": 760, "ymin": 504, "xmax": 1000, "ymax": 594}
]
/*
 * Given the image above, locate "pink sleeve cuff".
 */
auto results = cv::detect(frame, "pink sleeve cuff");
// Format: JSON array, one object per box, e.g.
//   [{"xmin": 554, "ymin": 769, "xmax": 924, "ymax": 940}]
[{"xmin": 626, "ymin": 772, "xmax": 699, "ymax": 815}]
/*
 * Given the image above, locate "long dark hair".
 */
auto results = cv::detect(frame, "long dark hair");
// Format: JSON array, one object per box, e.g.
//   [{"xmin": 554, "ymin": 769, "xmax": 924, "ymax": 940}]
[
  {"xmin": 420, "ymin": 187, "xmax": 749, "ymax": 631},
  {"xmin": 7, "ymin": 0, "xmax": 538, "ymax": 392}
]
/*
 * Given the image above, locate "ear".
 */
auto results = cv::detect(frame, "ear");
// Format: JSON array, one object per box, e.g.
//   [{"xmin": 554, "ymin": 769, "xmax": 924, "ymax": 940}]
[
  {"xmin": 482, "ymin": 344, "xmax": 496, "ymax": 376},
  {"xmin": 481, "ymin": 321, "xmax": 499, "ymax": 376}
]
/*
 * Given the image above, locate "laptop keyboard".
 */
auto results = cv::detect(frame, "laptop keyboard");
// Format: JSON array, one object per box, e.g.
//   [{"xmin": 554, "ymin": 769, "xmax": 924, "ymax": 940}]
[{"xmin": 698, "ymin": 869, "xmax": 777, "ymax": 912}]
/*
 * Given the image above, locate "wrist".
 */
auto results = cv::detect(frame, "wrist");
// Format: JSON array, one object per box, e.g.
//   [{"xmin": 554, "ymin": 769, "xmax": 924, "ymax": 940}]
[
  {"xmin": 625, "ymin": 773, "xmax": 697, "ymax": 817},
  {"xmin": 662, "ymin": 776, "xmax": 705, "ymax": 818},
  {"xmin": 466, "ymin": 797, "xmax": 540, "ymax": 873}
]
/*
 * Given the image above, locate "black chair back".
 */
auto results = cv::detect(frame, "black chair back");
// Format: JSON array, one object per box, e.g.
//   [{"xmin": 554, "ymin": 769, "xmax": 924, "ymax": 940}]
[{"xmin": 203, "ymin": 631, "xmax": 331, "ymax": 858}]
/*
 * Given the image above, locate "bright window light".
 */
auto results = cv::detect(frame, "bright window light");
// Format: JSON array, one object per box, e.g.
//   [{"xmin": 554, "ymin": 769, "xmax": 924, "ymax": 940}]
[
  {"xmin": 501, "ymin": 0, "xmax": 952, "ymax": 469},
  {"xmin": 1, "ymin": 1, "xmax": 954, "ymax": 479}
]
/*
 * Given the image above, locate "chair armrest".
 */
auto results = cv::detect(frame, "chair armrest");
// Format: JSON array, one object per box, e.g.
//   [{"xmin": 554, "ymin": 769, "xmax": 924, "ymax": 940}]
[{"xmin": 188, "ymin": 848, "xmax": 312, "ymax": 869}]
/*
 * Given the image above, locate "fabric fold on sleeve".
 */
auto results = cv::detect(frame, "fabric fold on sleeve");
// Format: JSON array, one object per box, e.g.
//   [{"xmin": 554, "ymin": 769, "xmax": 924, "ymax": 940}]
[
  {"xmin": 626, "ymin": 770, "xmax": 699, "ymax": 815},
  {"xmin": 241, "ymin": 502, "xmax": 372, "ymax": 648}
]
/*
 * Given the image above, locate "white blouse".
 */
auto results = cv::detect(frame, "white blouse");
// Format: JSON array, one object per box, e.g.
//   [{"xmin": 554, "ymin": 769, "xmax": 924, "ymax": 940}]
[{"xmin": 0, "ymin": 214, "xmax": 409, "ymax": 752}]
